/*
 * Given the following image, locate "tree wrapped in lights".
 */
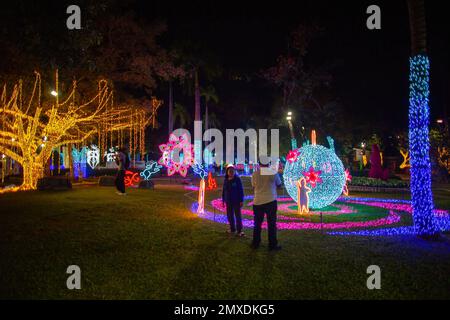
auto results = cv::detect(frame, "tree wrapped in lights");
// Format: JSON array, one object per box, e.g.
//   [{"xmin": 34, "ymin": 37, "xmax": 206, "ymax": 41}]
[
  {"xmin": 407, "ymin": 0, "xmax": 438, "ymax": 237},
  {"xmin": 0, "ymin": 72, "xmax": 154, "ymax": 191}
]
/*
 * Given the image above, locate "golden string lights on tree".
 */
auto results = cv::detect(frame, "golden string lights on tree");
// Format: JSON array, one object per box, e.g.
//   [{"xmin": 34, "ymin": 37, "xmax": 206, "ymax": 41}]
[
  {"xmin": 437, "ymin": 147, "xmax": 450, "ymax": 174},
  {"xmin": 0, "ymin": 71, "xmax": 160, "ymax": 192}
]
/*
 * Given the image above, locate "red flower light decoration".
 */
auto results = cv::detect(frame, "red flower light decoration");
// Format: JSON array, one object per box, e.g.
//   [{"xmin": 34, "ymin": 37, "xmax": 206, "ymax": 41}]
[
  {"xmin": 345, "ymin": 168, "xmax": 352, "ymax": 182},
  {"xmin": 286, "ymin": 149, "xmax": 300, "ymax": 163},
  {"xmin": 302, "ymin": 166, "xmax": 323, "ymax": 188},
  {"xmin": 125, "ymin": 170, "xmax": 140, "ymax": 187}
]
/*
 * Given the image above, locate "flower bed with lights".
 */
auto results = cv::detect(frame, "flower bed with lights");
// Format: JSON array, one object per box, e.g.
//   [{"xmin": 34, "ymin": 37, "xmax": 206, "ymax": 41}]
[
  {"xmin": 190, "ymin": 195, "xmax": 450, "ymax": 234},
  {"xmin": 349, "ymin": 177, "xmax": 409, "ymax": 188}
]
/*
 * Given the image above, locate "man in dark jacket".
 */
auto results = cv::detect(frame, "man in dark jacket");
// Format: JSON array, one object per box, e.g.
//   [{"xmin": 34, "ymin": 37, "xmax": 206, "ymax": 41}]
[{"xmin": 222, "ymin": 164, "xmax": 245, "ymax": 236}]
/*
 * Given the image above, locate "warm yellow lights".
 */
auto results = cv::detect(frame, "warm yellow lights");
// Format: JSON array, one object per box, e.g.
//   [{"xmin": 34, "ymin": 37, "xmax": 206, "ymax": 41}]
[
  {"xmin": 311, "ymin": 130, "xmax": 317, "ymax": 145},
  {"xmin": 437, "ymin": 147, "xmax": 450, "ymax": 174},
  {"xmin": 296, "ymin": 178, "xmax": 311, "ymax": 215},
  {"xmin": 400, "ymin": 150, "xmax": 411, "ymax": 169},
  {"xmin": 362, "ymin": 155, "xmax": 368, "ymax": 167},
  {"xmin": 197, "ymin": 179, "xmax": 206, "ymax": 214},
  {"xmin": 0, "ymin": 71, "xmax": 158, "ymax": 192}
]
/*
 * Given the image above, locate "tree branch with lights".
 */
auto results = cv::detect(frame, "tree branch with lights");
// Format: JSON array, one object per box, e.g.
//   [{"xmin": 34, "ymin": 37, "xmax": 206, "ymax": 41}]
[{"xmin": 0, "ymin": 71, "xmax": 158, "ymax": 191}]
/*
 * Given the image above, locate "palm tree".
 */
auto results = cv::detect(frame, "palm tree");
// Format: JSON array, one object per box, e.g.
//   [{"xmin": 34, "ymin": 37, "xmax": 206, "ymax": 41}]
[
  {"xmin": 173, "ymin": 103, "xmax": 191, "ymax": 129},
  {"xmin": 208, "ymin": 112, "xmax": 221, "ymax": 130},
  {"xmin": 201, "ymin": 85, "xmax": 219, "ymax": 132},
  {"xmin": 407, "ymin": 0, "xmax": 439, "ymax": 238}
]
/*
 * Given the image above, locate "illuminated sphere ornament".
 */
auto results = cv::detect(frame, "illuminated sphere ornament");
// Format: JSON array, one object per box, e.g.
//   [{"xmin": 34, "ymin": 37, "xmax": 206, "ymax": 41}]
[{"xmin": 283, "ymin": 133, "xmax": 346, "ymax": 209}]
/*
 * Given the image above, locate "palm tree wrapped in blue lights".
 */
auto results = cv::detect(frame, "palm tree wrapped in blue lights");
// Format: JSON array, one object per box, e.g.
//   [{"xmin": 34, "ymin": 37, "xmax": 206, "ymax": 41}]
[{"xmin": 407, "ymin": 0, "xmax": 439, "ymax": 237}]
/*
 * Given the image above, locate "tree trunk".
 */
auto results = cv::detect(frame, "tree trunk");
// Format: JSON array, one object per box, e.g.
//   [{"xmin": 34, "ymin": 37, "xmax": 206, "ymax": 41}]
[
  {"xmin": 194, "ymin": 69, "xmax": 201, "ymax": 122},
  {"xmin": 205, "ymin": 102, "xmax": 210, "ymax": 148},
  {"xmin": 407, "ymin": 0, "xmax": 439, "ymax": 237},
  {"xmin": 68, "ymin": 143, "xmax": 75, "ymax": 180},
  {"xmin": 21, "ymin": 159, "xmax": 44, "ymax": 190},
  {"xmin": 205, "ymin": 102, "xmax": 209, "ymax": 132},
  {"xmin": 407, "ymin": 0, "xmax": 427, "ymax": 55},
  {"xmin": 168, "ymin": 81, "xmax": 174, "ymax": 135}
]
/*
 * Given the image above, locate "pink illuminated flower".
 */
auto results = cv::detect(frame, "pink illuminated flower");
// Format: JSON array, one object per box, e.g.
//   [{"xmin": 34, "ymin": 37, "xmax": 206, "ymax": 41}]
[
  {"xmin": 345, "ymin": 168, "xmax": 352, "ymax": 182},
  {"xmin": 302, "ymin": 166, "xmax": 322, "ymax": 188},
  {"xmin": 286, "ymin": 149, "xmax": 300, "ymax": 163},
  {"xmin": 158, "ymin": 133, "xmax": 194, "ymax": 177}
]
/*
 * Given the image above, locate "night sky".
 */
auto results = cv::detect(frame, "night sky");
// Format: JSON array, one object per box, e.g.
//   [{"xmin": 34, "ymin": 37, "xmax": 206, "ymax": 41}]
[
  {"xmin": 1, "ymin": 0, "xmax": 449, "ymax": 135},
  {"xmin": 136, "ymin": 0, "xmax": 448, "ymax": 134}
]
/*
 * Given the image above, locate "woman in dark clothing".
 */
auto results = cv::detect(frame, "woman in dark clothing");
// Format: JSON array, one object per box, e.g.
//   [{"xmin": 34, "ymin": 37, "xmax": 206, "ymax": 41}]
[{"xmin": 222, "ymin": 164, "xmax": 245, "ymax": 236}]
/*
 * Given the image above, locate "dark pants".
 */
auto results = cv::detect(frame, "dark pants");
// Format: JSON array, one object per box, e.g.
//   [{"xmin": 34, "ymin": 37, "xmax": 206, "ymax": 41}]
[
  {"xmin": 115, "ymin": 169, "xmax": 126, "ymax": 193},
  {"xmin": 252, "ymin": 200, "xmax": 278, "ymax": 248},
  {"xmin": 226, "ymin": 201, "xmax": 243, "ymax": 233}
]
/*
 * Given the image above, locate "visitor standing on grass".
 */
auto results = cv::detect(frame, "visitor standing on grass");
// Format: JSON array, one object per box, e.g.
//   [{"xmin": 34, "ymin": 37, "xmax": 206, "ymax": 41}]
[
  {"xmin": 222, "ymin": 164, "xmax": 245, "ymax": 236},
  {"xmin": 115, "ymin": 147, "xmax": 129, "ymax": 195},
  {"xmin": 251, "ymin": 156, "xmax": 282, "ymax": 251}
]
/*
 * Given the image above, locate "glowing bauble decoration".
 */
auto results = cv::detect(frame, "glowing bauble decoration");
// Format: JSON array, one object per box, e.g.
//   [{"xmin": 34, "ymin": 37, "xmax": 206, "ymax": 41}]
[
  {"xmin": 283, "ymin": 134, "xmax": 346, "ymax": 209},
  {"xmin": 158, "ymin": 134, "xmax": 194, "ymax": 177}
]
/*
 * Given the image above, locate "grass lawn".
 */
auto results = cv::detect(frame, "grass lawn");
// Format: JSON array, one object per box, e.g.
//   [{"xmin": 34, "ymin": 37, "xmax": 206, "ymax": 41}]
[{"xmin": 0, "ymin": 183, "xmax": 450, "ymax": 299}]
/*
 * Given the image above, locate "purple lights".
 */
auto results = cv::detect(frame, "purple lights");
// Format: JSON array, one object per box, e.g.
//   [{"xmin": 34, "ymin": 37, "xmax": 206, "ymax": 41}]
[{"xmin": 191, "ymin": 196, "xmax": 450, "ymax": 235}]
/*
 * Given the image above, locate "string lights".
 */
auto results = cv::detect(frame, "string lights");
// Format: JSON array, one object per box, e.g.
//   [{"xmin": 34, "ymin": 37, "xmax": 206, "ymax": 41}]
[
  {"xmin": 124, "ymin": 170, "xmax": 140, "ymax": 187},
  {"xmin": 283, "ymin": 132, "xmax": 346, "ymax": 209},
  {"xmin": 408, "ymin": 54, "xmax": 438, "ymax": 236},
  {"xmin": 192, "ymin": 195, "xmax": 450, "ymax": 233},
  {"xmin": 0, "ymin": 71, "xmax": 157, "ymax": 191},
  {"xmin": 207, "ymin": 172, "xmax": 217, "ymax": 190},
  {"xmin": 342, "ymin": 168, "xmax": 352, "ymax": 196},
  {"xmin": 296, "ymin": 178, "xmax": 311, "ymax": 214},
  {"xmin": 140, "ymin": 161, "xmax": 162, "ymax": 180},
  {"xmin": 399, "ymin": 149, "xmax": 411, "ymax": 169},
  {"xmin": 158, "ymin": 133, "xmax": 194, "ymax": 177},
  {"xmin": 192, "ymin": 162, "xmax": 208, "ymax": 214}
]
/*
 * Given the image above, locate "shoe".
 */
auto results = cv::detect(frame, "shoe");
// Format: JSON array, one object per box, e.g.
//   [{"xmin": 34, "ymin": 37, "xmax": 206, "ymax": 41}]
[
  {"xmin": 250, "ymin": 243, "xmax": 259, "ymax": 249},
  {"xmin": 237, "ymin": 232, "xmax": 245, "ymax": 237},
  {"xmin": 268, "ymin": 245, "xmax": 282, "ymax": 251},
  {"xmin": 117, "ymin": 192, "xmax": 127, "ymax": 196}
]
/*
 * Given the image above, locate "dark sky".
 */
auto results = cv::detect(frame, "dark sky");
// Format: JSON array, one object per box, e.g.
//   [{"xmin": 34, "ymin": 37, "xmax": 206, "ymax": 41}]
[
  {"xmin": 136, "ymin": 0, "xmax": 449, "ymax": 132},
  {"xmin": 1, "ymin": 0, "xmax": 448, "ymax": 135}
]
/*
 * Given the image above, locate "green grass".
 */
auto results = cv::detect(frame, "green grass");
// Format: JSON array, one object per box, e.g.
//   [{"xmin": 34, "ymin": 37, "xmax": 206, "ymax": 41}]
[{"xmin": 0, "ymin": 184, "xmax": 450, "ymax": 299}]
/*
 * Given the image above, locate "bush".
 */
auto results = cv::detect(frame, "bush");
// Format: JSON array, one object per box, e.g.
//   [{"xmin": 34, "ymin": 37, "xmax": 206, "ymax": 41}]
[{"xmin": 349, "ymin": 176, "xmax": 409, "ymax": 188}]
